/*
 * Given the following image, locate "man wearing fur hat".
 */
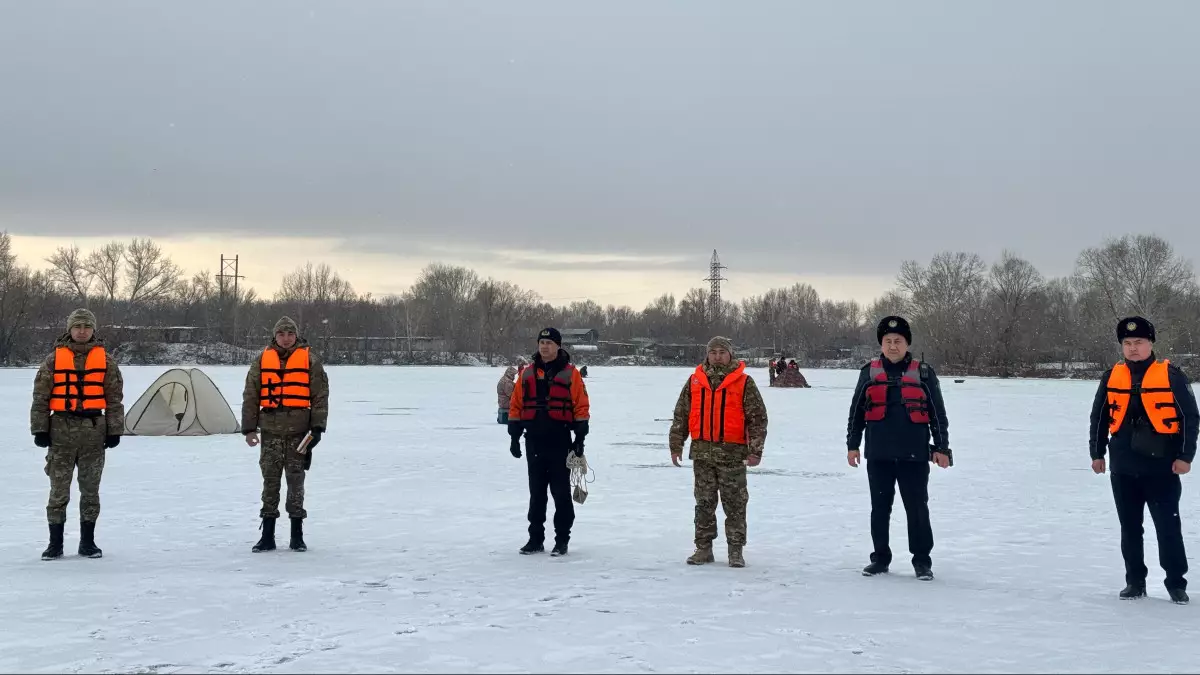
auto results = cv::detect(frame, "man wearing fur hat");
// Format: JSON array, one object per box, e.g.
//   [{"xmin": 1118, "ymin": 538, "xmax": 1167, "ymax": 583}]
[
  {"xmin": 668, "ymin": 336, "xmax": 768, "ymax": 568},
  {"xmin": 846, "ymin": 316, "xmax": 951, "ymax": 580},
  {"xmin": 1089, "ymin": 316, "xmax": 1197, "ymax": 604},
  {"xmin": 508, "ymin": 328, "xmax": 590, "ymax": 556},
  {"xmin": 242, "ymin": 316, "xmax": 330, "ymax": 553},
  {"xmin": 30, "ymin": 308, "xmax": 125, "ymax": 560}
]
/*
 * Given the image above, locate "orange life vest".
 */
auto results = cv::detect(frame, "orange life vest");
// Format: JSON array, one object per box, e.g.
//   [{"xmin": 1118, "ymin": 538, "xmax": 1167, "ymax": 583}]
[
  {"xmin": 688, "ymin": 361, "xmax": 748, "ymax": 445},
  {"xmin": 260, "ymin": 347, "xmax": 311, "ymax": 409},
  {"xmin": 49, "ymin": 346, "xmax": 108, "ymax": 412},
  {"xmin": 1106, "ymin": 359, "xmax": 1180, "ymax": 435},
  {"xmin": 519, "ymin": 363, "xmax": 576, "ymax": 423},
  {"xmin": 863, "ymin": 358, "xmax": 930, "ymax": 424}
]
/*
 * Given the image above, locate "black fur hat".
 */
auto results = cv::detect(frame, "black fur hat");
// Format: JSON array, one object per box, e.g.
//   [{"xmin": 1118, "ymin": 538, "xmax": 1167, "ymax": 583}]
[
  {"xmin": 877, "ymin": 316, "xmax": 912, "ymax": 345},
  {"xmin": 1116, "ymin": 316, "xmax": 1155, "ymax": 343}
]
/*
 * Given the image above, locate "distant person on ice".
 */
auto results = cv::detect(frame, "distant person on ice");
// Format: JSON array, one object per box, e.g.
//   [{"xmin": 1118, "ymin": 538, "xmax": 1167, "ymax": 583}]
[
  {"xmin": 668, "ymin": 336, "xmax": 768, "ymax": 568},
  {"xmin": 496, "ymin": 364, "xmax": 519, "ymax": 424},
  {"xmin": 846, "ymin": 316, "xmax": 951, "ymax": 581},
  {"xmin": 242, "ymin": 316, "xmax": 330, "ymax": 554},
  {"xmin": 30, "ymin": 308, "xmax": 125, "ymax": 561},
  {"xmin": 1089, "ymin": 316, "xmax": 1196, "ymax": 604},
  {"xmin": 508, "ymin": 328, "xmax": 590, "ymax": 556}
]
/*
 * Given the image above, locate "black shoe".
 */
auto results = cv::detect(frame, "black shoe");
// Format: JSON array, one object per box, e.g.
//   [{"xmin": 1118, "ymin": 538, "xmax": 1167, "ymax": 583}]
[
  {"xmin": 1168, "ymin": 588, "xmax": 1189, "ymax": 604},
  {"xmin": 550, "ymin": 542, "xmax": 568, "ymax": 557},
  {"xmin": 78, "ymin": 521, "xmax": 103, "ymax": 558},
  {"xmin": 519, "ymin": 539, "xmax": 544, "ymax": 555},
  {"xmin": 1119, "ymin": 582, "xmax": 1147, "ymax": 599},
  {"xmin": 914, "ymin": 563, "xmax": 933, "ymax": 581},
  {"xmin": 253, "ymin": 517, "xmax": 277, "ymax": 552},
  {"xmin": 41, "ymin": 523, "xmax": 64, "ymax": 561},
  {"xmin": 289, "ymin": 518, "xmax": 307, "ymax": 552},
  {"xmin": 862, "ymin": 554, "xmax": 890, "ymax": 576}
]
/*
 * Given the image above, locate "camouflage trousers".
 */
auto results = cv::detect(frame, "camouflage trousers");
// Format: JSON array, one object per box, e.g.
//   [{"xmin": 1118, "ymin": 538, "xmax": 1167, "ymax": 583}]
[
  {"xmin": 45, "ymin": 414, "xmax": 108, "ymax": 524},
  {"xmin": 693, "ymin": 458, "xmax": 749, "ymax": 547},
  {"xmin": 259, "ymin": 433, "xmax": 307, "ymax": 520}
]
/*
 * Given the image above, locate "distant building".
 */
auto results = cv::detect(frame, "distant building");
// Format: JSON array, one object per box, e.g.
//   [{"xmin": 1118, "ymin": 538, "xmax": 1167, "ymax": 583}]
[{"xmin": 560, "ymin": 328, "xmax": 600, "ymax": 345}]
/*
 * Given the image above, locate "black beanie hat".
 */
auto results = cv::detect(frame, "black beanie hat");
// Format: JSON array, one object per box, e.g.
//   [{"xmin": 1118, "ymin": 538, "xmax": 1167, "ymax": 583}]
[
  {"xmin": 538, "ymin": 327, "xmax": 563, "ymax": 346},
  {"xmin": 1116, "ymin": 316, "xmax": 1155, "ymax": 343},
  {"xmin": 877, "ymin": 315, "xmax": 913, "ymax": 345}
]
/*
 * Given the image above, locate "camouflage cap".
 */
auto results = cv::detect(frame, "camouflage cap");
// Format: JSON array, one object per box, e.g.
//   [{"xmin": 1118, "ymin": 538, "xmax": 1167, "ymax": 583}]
[
  {"xmin": 67, "ymin": 308, "xmax": 97, "ymax": 330},
  {"xmin": 707, "ymin": 336, "xmax": 734, "ymax": 354},
  {"xmin": 273, "ymin": 316, "xmax": 299, "ymax": 334}
]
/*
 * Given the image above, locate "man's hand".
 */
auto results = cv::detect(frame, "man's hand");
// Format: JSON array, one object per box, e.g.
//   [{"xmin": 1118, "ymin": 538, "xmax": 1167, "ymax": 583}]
[
  {"xmin": 932, "ymin": 451, "xmax": 950, "ymax": 468},
  {"xmin": 746, "ymin": 454, "xmax": 761, "ymax": 467},
  {"xmin": 572, "ymin": 437, "xmax": 584, "ymax": 457},
  {"xmin": 1173, "ymin": 459, "xmax": 1191, "ymax": 475},
  {"xmin": 1092, "ymin": 458, "xmax": 1106, "ymax": 474},
  {"xmin": 33, "ymin": 432, "xmax": 50, "ymax": 448},
  {"xmin": 245, "ymin": 431, "xmax": 260, "ymax": 447},
  {"xmin": 104, "ymin": 435, "xmax": 121, "ymax": 449},
  {"xmin": 510, "ymin": 437, "xmax": 521, "ymax": 459},
  {"xmin": 847, "ymin": 450, "xmax": 861, "ymax": 468},
  {"xmin": 671, "ymin": 451, "xmax": 682, "ymax": 467},
  {"xmin": 308, "ymin": 428, "xmax": 323, "ymax": 450}
]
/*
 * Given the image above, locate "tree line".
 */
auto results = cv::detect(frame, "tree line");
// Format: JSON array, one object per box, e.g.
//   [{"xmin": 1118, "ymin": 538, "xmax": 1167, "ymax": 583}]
[{"xmin": 1, "ymin": 231, "xmax": 1195, "ymax": 373}]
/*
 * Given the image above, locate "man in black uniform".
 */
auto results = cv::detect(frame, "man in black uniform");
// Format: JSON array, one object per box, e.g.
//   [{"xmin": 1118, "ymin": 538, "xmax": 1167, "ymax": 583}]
[
  {"xmin": 1090, "ymin": 316, "xmax": 1196, "ymax": 604},
  {"xmin": 846, "ymin": 316, "xmax": 952, "ymax": 580},
  {"xmin": 507, "ymin": 328, "xmax": 590, "ymax": 556}
]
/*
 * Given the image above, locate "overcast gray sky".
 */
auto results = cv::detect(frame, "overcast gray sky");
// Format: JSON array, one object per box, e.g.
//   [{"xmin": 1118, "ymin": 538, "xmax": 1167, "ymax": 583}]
[{"xmin": 2, "ymin": 0, "xmax": 1198, "ymax": 305}]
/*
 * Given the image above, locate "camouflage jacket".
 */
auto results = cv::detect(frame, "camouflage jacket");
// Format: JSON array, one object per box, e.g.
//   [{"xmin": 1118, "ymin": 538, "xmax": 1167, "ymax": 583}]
[
  {"xmin": 30, "ymin": 334, "xmax": 125, "ymax": 435},
  {"xmin": 241, "ymin": 338, "xmax": 330, "ymax": 437},
  {"xmin": 669, "ymin": 363, "xmax": 768, "ymax": 462}
]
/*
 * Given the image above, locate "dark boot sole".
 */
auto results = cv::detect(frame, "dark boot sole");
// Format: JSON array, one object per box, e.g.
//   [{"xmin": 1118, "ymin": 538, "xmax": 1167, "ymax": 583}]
[
  {"xmin": 687, "ymin": 556, "xmax": 715, "ymax": 565},
  {"xmin": 41, "ymin": 552, "xmax": 63, "ymax": 561}
]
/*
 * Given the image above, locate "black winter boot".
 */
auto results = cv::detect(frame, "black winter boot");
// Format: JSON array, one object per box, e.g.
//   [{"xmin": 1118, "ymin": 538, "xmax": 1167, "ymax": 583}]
[
  {"xmin": 289, "ymin": 518, "xmax": 307, "ymax": 552},
  {"xmin": 519, "ymin": 539, "xmax": 544, "ymax": 555},
  {"xmin": 862, "ymin": 553, "xmax": 890, "ymax": 576},
  {"xmin": 1119, "ymin": 582, "xmax": 1147, "ymax": 599},
  {"xmin": 913, "ymin": 562, "xmax": 933, "ymax": 581},
  {"xmin": 1168, "ymin": 588, "xmax": 1189, "ymax": 605},
  {"xmin": 550, "ymin": 542, "xmax": 568, "ymax": 557},
  {"xmin": 252, "ymin": 517, "xmax": 277, "ymax": 552},
  {"xmin": 78, "ymin": 521, "xmax": 103, "ymax": 558},
  {"xmin": 41, "ymin": 523, "xmax": 64, "ymax": 561}
]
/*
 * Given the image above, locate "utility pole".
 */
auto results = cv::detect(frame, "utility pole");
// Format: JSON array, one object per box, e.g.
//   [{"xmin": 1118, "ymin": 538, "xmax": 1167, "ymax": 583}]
[
  {"xmin": 216, "ymin": 255, "xmax": 244, "ymax": 345},
  {"xmin": 702, "ymin": 249, "xmax": 728, "ymax": 324}
]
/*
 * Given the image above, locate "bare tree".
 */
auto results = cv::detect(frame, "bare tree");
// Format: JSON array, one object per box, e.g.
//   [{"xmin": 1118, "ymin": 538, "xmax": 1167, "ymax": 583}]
[
  {"xmin": 125, "ymin": 238, "xmax": 183, "ymax": 306},
  {"xmin": 84, "ymin": 241, "xmax": 127, "ymax": 306},
  {"xmin": 989, "ymin": 251, "xmax": 1044, "ymax": 376},
  {"xmin": 0, "ymin": 232, "xmax": 51, "ymax": 362},
  {"xmin": 45, "ymin": 244, "xmax": 94, "ymax": 303},
  {"xmin": 1075, "ymin": 234, "xmax": 1195, "ymax": 320},
  {"xmin": 898, "ymin": 252, "xmax": 990, "ymax": 367}
]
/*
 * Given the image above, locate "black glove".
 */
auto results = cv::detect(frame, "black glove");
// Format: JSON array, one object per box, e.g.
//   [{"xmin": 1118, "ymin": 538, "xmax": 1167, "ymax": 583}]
[
  {"xmin": 308, "ymin": 428, "xmax": 323, "ymax": 450},
  {"xmin": 510, "ymin": 437, "xmax": 522, "ymax": 458},
  {"xmin": 572, "ymin": 420, "xmax": 588, "ymax": 456},
  {"xmin": 105, "ymin": 435, "xmax": 121, "ymax": 449},
  {"xmin": 33, "ymin": 432, "xmax": 50, "ymax": 448}
]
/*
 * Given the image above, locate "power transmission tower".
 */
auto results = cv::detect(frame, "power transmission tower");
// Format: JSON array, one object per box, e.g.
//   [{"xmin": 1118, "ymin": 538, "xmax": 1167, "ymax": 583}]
[
  {"xmin": 216, "ymin": 255, "xmax": 244, "ymax": 345},
  {"xmin": 702, "ymin": 249, "xmax": 727, "ymax": 320}
]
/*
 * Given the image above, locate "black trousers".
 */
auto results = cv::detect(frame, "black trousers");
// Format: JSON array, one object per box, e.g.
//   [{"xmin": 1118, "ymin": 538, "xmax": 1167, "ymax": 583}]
[
  {"xmin": 1111, "ymin": 473, "xmax": 1188, "ymax": 590},
  {"xmin": 526, "ymin": 443, "xmax": 574, "ymax": 545},
  {"xmin": 867, "ymin": 459, "xmax": 933, "ymax": 566}
]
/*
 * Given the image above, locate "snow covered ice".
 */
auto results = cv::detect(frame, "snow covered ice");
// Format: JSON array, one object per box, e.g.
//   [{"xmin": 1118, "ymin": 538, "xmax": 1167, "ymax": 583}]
[{"xmin": 0, "ymin": 365, "xmax": 1196, "ymax": 673}]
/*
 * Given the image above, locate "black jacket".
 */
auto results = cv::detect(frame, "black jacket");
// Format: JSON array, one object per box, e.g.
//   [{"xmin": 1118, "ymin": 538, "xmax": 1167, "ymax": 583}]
[
  {"xmin": 846, "ymin": 353, "xmax": 950, "ymax": 462},
  {"xmin": 1089, "ymin": 355, "xmax": 1198, "ymax": 475}
]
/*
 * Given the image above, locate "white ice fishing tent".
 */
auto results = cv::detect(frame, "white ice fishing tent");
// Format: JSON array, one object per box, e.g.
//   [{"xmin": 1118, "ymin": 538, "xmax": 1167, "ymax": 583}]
[{"xmin": 125, "ymin": 368, "xmax": 240, "ymax": 436}]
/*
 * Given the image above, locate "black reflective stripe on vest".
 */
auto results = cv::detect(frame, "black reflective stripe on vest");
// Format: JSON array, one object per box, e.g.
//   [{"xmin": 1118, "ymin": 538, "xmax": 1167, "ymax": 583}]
[
  {"xmin": 699, "ymin": 388, "xmax": 707, "ymax": 440},
  {"xmin": 718, "ymin": 390, "xmax": 727, "ymax": 443}
]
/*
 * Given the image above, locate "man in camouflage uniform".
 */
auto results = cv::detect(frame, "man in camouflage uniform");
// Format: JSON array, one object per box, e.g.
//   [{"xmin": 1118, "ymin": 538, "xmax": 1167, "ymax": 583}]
[
  {"xmin": 242, "ymin": 316, "xmax": 329, "ymax": 553},
  {"xmin": 30, "ymin": 308, "xmax": 125, "ymax": 560},
  {"xmin": 669, "ymin": 336, "xmax": 768, "ymax": 568}
]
